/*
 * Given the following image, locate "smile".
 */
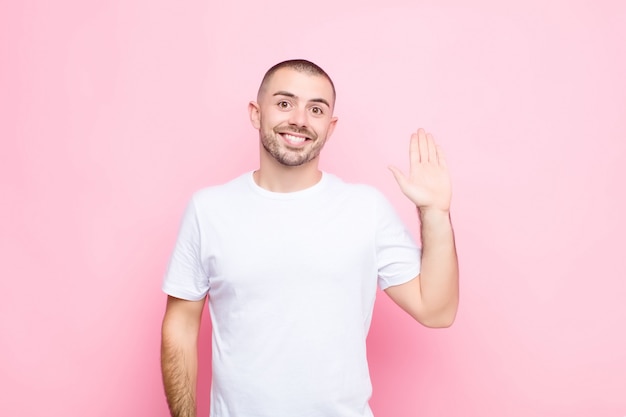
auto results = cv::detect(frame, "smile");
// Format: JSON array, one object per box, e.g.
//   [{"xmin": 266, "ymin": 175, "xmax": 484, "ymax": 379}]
[{"xmin": 279, "ymin": 132, "xmax": 311, "ymax": 146}]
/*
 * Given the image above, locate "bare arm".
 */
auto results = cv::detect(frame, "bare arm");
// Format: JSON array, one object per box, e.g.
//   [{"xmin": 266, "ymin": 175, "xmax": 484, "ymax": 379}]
[
  {"xmin": 161, "ymin": 295, "xmax": 206, "ymax": 417},
  {"xmin": 386, "ymin": 128, "xmax": 459, "ymax": 328}
]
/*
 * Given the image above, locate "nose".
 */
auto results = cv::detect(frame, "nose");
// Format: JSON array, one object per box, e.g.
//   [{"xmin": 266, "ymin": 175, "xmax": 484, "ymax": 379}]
[{"xmin": 288, "ymin": 106, "xmax": 308, "ymax": 128}]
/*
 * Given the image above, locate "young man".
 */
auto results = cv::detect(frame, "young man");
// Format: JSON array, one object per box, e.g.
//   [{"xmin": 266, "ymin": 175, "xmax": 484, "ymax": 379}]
[{"xmin": 161, "ymin": 59, "xmax": 458, "ymax": 417}]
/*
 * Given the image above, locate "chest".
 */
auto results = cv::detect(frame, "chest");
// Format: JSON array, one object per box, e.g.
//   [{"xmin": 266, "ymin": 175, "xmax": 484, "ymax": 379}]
[{"xmin": 202, "ymin": 198, "xmax": 378, "ymax": 299}]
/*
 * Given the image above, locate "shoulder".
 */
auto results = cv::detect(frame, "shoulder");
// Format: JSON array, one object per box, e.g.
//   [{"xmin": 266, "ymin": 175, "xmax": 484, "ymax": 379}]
[
  {"xmin": 324, "ymin": 173, "xmax": 389, "ymax": 204},
  {"xmin": 189, "ymin": 172, "xmax": 253, "ymax": 207}
]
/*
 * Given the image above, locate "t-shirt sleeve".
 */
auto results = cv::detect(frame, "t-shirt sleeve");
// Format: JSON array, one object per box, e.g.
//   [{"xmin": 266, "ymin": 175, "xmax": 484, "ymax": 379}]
[
  {"xmin": 375, "ymin": 191, "xmax": 421, "ymax": 290},
  {"xmin": 162, "ymin": 196, "xmax": 210, "ymax": 301}
]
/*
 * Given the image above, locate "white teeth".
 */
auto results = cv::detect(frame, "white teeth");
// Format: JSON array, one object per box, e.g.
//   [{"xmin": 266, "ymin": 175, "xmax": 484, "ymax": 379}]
[{"xmin": 283, "ymin": 134, "xmax": 306, "ymax": 143}]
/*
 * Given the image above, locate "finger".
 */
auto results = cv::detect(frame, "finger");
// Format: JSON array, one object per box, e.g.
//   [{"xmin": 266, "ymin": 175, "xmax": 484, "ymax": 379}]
[
  {"xmin": 426, "ymin": 132, "xmax": 436, "ymax": 163},
  {"xmin": 436, "ymin": 145, "xmax": 448, "ymax": 168},
  {"xmin": 418, "ymin": 128, "xmax": 428, "ymax": 164},
  {"xmin": 388, "ymin": 165, "xmax": 408, "ymax": 188},
  {"xmin": 409, "ymin": 132, "xmax": 420, "ymax": 166}
]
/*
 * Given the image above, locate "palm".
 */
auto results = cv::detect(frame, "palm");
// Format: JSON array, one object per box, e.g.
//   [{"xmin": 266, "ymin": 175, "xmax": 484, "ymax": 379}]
[{"xmin": 389, "ymin": 129, "xmax": 452, "ymax": 212}]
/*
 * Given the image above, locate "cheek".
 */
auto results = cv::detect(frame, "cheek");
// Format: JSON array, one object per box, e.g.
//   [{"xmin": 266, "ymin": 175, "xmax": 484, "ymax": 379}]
[
  {"xmin": 260, "ymin": 112, "xmax": 283, "ymax": 129},
  {"xmin": 315, "ymin": 121, "xmax": 333, "ymax": 136}
]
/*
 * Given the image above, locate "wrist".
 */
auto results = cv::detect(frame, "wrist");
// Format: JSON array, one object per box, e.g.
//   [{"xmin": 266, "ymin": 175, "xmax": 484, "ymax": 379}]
[{"xmin": 417, "ymin": 206, "xmax": 450, "ymax": 220}]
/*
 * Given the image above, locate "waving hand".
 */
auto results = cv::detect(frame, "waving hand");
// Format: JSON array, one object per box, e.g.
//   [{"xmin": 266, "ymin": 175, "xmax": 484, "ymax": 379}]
[{"xmin": 388, "ymin": 128, "xmax": 452, "ymax": 213}]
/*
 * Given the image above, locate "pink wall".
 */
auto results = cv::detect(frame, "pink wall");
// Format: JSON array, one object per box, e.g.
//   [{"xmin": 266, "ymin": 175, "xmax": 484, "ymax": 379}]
[{"xmin": 2, "ymin": 0, "xmax": 625, "ymax": 416}]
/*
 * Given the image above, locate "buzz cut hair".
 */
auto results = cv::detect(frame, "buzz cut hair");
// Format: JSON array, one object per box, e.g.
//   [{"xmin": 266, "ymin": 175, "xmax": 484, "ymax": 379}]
[{"xmin": 257, "ymin": 59, "xmax": 336, "ymax": 103}]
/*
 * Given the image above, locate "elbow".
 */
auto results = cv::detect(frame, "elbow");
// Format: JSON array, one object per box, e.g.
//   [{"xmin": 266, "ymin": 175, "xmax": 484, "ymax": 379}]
[
  {"xmin": 414, "ymin": 305, "xmax": 458, "ymax": 328},
  {"xmin": 421, "ymin": 315, "xmax": 455, "ymax": 329}
]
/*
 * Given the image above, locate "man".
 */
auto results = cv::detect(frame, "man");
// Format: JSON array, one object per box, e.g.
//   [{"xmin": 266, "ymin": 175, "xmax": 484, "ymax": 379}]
[{"xmin": 161, "ymin": 59, "xmax": 458, "ymax": 417}]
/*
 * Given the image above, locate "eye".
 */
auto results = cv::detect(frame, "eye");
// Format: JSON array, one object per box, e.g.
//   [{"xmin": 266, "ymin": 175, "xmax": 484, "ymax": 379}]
[
  {"xmin": 277, "ymin": 100, "xmax": 291, "ymax": 109},
  {"xmin": 310, "ymin": 106, "xmax": 324, "ymax": 115}
]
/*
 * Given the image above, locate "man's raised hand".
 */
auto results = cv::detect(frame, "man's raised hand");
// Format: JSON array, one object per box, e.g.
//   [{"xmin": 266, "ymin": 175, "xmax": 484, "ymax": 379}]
[{"xmin": 388, "ymin": 128, "xmax": 452, "ymax": 213}]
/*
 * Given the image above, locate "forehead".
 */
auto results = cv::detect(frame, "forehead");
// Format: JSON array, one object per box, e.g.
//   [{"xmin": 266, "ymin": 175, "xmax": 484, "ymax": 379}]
[{"xmin": 261, "ymin": 68, "xmax": 335, "ymax": 105}]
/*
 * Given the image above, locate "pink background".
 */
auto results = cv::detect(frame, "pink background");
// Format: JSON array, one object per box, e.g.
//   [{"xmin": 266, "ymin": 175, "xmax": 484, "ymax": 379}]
[{"xmin": 2, "ymin": 0, "xmax": 625, "ymax": 416}]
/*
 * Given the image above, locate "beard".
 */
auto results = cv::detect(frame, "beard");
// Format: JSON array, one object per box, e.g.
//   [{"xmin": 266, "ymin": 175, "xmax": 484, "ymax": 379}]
[{"xmin": 260, "ymin": 125, "xmax": 327, "ymax": 167}]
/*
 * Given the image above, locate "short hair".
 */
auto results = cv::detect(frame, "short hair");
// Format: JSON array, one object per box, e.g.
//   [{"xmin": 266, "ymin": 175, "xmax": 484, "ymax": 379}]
[{"xmin": 257, "ymin": 59, "xmax": 336, "ymax": 103}]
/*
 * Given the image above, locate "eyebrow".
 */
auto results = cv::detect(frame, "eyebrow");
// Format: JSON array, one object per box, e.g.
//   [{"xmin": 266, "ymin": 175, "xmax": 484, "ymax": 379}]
[{"xmin": 273, "ymin": 91, "xmax": 331, "ymax": 108}]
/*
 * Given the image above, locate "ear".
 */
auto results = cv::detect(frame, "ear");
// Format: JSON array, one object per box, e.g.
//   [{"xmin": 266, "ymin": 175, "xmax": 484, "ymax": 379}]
[
  {"xmin": 326, "ymin": 116, "xmax": 339, "ymax": 140},
  {"xmin": 248, "ymin": 101, "xmax": 261, "ymax": 129}
]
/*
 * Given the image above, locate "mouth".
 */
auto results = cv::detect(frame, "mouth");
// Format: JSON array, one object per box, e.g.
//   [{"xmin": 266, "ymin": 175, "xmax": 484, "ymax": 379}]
[{"xmin": 278, "ymin": 131, "xmax": 312, "ymax": 146}]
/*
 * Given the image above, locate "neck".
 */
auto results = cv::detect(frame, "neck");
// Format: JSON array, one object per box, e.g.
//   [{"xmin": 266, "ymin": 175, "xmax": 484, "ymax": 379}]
[{"xmin": 255, "ymin": 148, "xmax": 322, "ymax": 193}]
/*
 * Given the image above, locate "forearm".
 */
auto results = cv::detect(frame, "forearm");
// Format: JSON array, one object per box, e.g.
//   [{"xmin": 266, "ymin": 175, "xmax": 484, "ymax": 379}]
[
  {"xmin": 161, "ymin": 318, "xmax": 199, "ymax": 417},
  {"xmin": 418, "ymin": 208, "xmax": 459, "ymax": 325}
]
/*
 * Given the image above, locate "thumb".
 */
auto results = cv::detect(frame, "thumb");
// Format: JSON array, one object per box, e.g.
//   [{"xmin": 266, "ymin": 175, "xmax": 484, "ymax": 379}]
[{"xmin": 388, "ymin": 165, "xmax": 408, "ymax": 188}]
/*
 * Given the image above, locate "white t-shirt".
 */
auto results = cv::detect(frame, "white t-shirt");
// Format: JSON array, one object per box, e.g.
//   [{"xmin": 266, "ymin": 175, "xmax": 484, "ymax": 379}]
[{"xmin": 163, "ymin": 172, "xmax": 421, "ymax": 417}]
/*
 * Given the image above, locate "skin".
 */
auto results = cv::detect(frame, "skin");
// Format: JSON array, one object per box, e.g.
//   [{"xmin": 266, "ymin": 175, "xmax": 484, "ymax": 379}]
[
  {"xmin": 161, "ymin": 296, "xmax": 205, "ymax": 417},
  {"xmin": 248, "ymin": 67, "xmax": 338, "ymax": 192},
  {"xmin": 387, "ymin": 129, "xmax": 459, "ymax": 327},
  {"xmin": 161, "ymin": 67, "xmax": 459, "ymax": 416}
]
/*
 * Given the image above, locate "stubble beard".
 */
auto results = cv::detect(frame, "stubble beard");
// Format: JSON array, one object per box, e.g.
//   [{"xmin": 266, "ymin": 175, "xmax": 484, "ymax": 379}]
[{"xmin": 260, "ymin": 126, "xmax": 326, "ymax": 167}]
